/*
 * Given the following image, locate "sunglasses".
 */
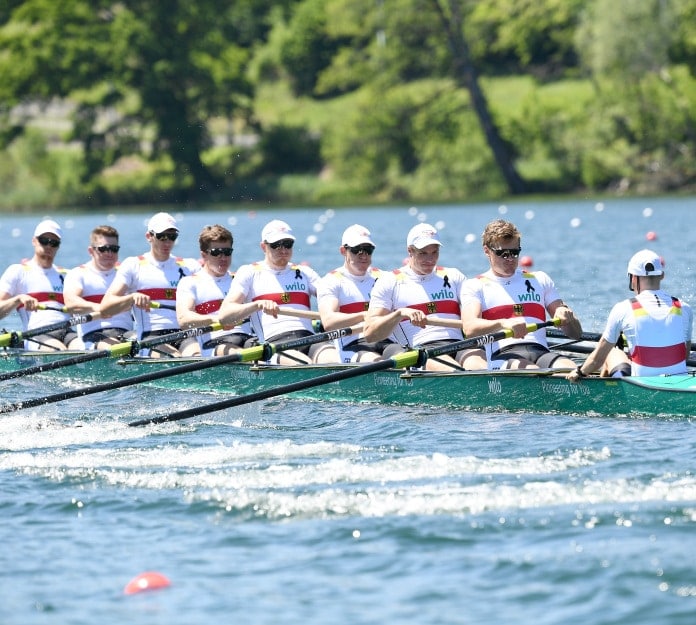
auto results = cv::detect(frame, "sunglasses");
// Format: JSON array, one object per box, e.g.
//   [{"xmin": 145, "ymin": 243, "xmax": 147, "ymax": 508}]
[
  {"xmin": 206, "ymin": 247, "xmax": 233, "ymax": 257},
  {"xmin": 37, "ymin": 236, "xmax": 61, "ymax": 248},
  {"xmin": 490, "ymin": 247, "xmax": 522, "ymax": 259},
  {"xmin": 267, "ymin": 239, "xmax": 294, "ymax": 250},
  {"xmin": 92, "ymin": 245, "xmax": 120, "ymax": 254},
  {"xmin": 151, "ymin": 231, "xmax": 179, "ymax": 241},
  {"xmin": 345, "ymin": 245, "xmax": 375, "ymax": 256}
]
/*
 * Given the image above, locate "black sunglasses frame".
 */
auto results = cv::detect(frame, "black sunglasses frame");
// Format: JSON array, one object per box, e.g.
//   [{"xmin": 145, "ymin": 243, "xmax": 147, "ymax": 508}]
[
  {"xmin": 37, "ymin": 236, "xmax": 61, "ymax": 248},
  {"xmin": 267, "ymin": 240, "xmax": 294, "ymax": 250},
  {"xmin": 490, "ymin": 247, "xmax": 522, "ymax": 259},
  {"xmin": 206, "ymin": 247, "xmax": 233, "ymax": 257},
  {"xmin": 345, "ymin": 245, "xmax": 375, "ymax": 256},
  {"xmin": 92, "ymin": 245, "xmax": 120, "ymax": 253},
  {"xmin": 151, "ymin": 231, "xmax": 179, "ymax": 241}
]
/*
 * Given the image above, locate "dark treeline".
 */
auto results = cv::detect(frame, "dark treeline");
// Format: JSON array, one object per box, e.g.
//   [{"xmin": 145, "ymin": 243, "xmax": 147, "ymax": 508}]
[{"xmin": 1, "ymin": 0, "xmax": 696, "ymax": 210}]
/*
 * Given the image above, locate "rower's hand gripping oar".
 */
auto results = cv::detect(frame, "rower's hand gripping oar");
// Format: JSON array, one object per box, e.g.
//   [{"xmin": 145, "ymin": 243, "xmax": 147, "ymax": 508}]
[
  {"xmin": 0, "ymin": 312, "xmax": 102, "ymax": 348},
  {"xmin": 129, "ymin": 319, "xmax": 560, "ymax": 427},
  {"xmin": 0, "ymin": 325, "xmax": 361, "ymax": 414},
  {"xmin": 0, "ymin": 322, "xmax": 224, "ymax": 382}
]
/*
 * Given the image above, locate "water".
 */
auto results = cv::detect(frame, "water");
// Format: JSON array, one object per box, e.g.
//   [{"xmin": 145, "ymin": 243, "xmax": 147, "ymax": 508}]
[{"xmin": 1, "ymin": 198, "xmax": 695, "ymax": 624}]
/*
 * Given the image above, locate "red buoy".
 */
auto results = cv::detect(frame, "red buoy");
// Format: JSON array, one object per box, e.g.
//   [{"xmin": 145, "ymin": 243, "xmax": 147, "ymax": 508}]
[
  {"xmin": 519, "ymin": 255, "xmax": 533, "ymax": 268},
  {"xmin": 646, "ymin": 231, "xmax": 657, "ymax": 241},
  {"xmin": 124, "ymin": 571, "xmax": 171, "ymax": 595}
]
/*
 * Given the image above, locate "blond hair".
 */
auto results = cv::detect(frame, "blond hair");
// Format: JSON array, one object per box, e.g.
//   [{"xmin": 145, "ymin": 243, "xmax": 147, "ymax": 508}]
[{"xmin": 482, "ymin": 220, "xmax": 521, "ymax": 248}]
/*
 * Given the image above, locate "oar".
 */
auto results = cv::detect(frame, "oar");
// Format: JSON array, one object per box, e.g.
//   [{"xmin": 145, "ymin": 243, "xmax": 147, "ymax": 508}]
[
  {"xmin": 128, "ymin": 319, "xmax": 560, "ymax": 427},
  {"xmin": 0, "ymin": 325, "xmax": 361, "ymax": 414},
  {"xmin": 0, "ymin": 312, "xmax": 102, "ymax": 348},
  {"xmin": 547, "ymin": 328, "xmax": 601, "ymax": 342},
  {"xmin": 0, "ymin": 323, "xmax": 223, "ymax": 382}
]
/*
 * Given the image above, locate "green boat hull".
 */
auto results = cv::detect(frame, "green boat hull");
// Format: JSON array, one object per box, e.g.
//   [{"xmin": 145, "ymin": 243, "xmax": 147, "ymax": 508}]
[{"xmin": 2, "ymin": 350, "xmax": 696, "ymax": 417}]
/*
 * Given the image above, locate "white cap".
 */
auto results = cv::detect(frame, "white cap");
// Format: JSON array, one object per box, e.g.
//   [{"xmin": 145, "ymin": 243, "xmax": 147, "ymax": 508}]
[
  {"xmin": 627, "ymin": 249, "xmax": 664, "ymax": 276},
  {"xmin": 147, "ymin": 212, "xmax": 179, "ymax": 234},
  {"xmin": 342, "ymin": 224, "xmax": 375, "ymax": 248},
  {"xmin": 33, "ymin": 219, "xmax": 62, "ymax": 239},
  {"xmin": 407, "ymin": 223, "xmax": 441, "ymax": 249},
  {"xmin": 261, "ymin": 220, "xmax": 295, "ymax": 243}
]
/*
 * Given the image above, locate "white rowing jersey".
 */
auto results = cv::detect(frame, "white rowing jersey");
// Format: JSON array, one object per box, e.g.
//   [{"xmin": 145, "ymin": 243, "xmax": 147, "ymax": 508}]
[
  {"xmin": 317, "ymin": 265, "xmax": 381, "ymax": 354},
  {"xmin": 460, "ymin": 269, "xmax": 560, "ymax": 353},
  {"xmin": 177, "ymin": 271, "xmax": 253, "ymax": 352},
  {"xmin": 110, "ymin": 252, "xmax": 200, "ymax": 338},
  {"xmin": 63, "ymin": 263, "xmax": 134, "ymax": 339},
  {"xmin": 228, "ymin": 261, "xmax": 320, "ymax": 342},
  {"xmin": 602, "ymin": 290, "xmax": 692, "ymax": 376},
  {"xmin": 0, "ymin": 259, "xmax": 69, "ymax": 330},
  {"xmin": 368, "ymin": 265, "xmax": 466, "ymax": 347}
]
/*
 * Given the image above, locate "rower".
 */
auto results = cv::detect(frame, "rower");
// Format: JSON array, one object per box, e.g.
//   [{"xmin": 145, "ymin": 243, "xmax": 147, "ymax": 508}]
[
  {"xmin": 567, "ymin": 249, "xmax": 692, "ymax": 381},
  {"xmin": 0, "ymin": 219, "xmax": 80, "ymax": 350}
]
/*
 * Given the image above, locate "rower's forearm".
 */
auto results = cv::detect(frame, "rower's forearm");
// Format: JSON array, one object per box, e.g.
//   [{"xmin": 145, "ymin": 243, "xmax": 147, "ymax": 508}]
[
  {"xmin": 100, "ymin": 295, "xmax": 133, "ymax": 317},
  {"xmin": 321, "ymin": 311, "xmax": 363, "ymax": 331},
  {"xmin": 64, "ymin": 297, "xmax": 99, "ymax": 314},
  {"xmin": 0, "ymin": 299, "xmax": 18, "ymax": 319},
  {"xmin": 218, "ymin": 301, "xmax": 256, "ymax": 326},
  {"xmin": 363, "ymin": 310, "xmax": 400, "ymax": 342},
  {"xmin": 177, "ymin": 310, "xmax": 216, "ymax": 329},
  {"xmin": 563, "ymin": 318, "xmax": 583, "ymax": 340},
  {"xmin": 462, "ymin": 318, "xmax": 500, "ymax": 338}
]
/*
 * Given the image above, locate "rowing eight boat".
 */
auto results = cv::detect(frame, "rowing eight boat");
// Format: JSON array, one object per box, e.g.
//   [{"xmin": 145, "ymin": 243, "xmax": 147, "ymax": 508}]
[{"xmin": 2, "ymin": 348, "xmax": 695, "ymax": 418}]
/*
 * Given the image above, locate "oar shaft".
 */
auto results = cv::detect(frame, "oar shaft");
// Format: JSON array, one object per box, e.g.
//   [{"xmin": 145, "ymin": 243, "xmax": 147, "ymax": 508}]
[
  {"xmin": 546, "ymin": 328, "xmax": 602, "ymax": 342},
  {"xmin": 2, "ymin": 325, "xmax": 361, "ymax": 412},
  {"xmin": 0, "ymin": 323, "xmax": 222, "ymax": 382},
  {"xmin": 0, "ymin": 354, "xmax": 243, "ymax": 413},
  {"xmin": 129, "ymin": 358, "xmax": 396, "ymax": 426},
  {"xmin": 129, "ymin": 320, "xmax": 558, "ymax": 426},
  {"xmin": 0, "ymin": 312, "xmax": 101, "ymax": 348}
]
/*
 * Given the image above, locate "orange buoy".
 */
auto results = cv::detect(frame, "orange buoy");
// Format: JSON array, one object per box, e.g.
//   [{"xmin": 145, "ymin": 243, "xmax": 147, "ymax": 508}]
[
  {"xmin": 123, "ymin": 571, "xmax": 172, "ymax": 595},
  {"xmin": 646, "ymin": 231, "xmax": 657, "ymax": 241},
  {"xmin": 519, "ymin": 255, "xmax": 533, "ymax": 268}
]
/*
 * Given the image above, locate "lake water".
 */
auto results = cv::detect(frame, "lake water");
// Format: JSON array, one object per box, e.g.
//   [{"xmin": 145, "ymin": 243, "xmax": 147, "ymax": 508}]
[{"xmin": 1, "ymin": 197, "xmax": 695, "ymax": 624}]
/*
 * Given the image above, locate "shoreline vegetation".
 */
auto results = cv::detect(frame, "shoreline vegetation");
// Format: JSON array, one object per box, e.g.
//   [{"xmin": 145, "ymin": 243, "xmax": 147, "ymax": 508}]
[{"xmin": 2, "ymin": 1, "xmax": 696, "ymax": 212}]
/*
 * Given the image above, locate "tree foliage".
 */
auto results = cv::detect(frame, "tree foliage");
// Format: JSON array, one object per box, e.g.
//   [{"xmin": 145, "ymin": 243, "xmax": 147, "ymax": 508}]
[
  {"xmin": 0, "ymin": 0, "xmax": 292, "ymax": 200},
  {"xmin": 576, "ymin": 0, "xmax": 676, "ymax": 78},
  {"xmin": 1, "ymin": 0, "xmax": 696, "ymax": 208}
]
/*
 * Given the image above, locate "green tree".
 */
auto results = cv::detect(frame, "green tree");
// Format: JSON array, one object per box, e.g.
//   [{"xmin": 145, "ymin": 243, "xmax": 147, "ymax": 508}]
[
  {"xmin": 466, "ymin": 0, "xmax": 584, "ymax": 77},
  {"xmin": 576, "ymin": 0, "xmax": 676, "ymax": 79},
  {"xmin": 271, "ymin": 0, "xmax": 529, "ymax": 195},
  {"xmin": 0, "ymin": 0, "xmax": 292, "ymax": 201},
  {"xmin": 429, "ymin": 0, "xmax": 526, "ymax": 193},
  {"xmin": 573, "ymin": 0, "xmax": 696, "ymax": 192}
]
